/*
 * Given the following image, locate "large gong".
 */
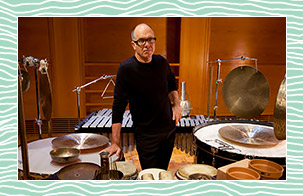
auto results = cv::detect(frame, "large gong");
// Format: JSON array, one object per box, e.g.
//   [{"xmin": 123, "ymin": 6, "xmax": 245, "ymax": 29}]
[
  {"xmin": 222, "ymin": 66, "xmax": 270, "ymax": 118},
  {"xmin": 273, "ymin": 76, "xmax": 286, "ymax": 140}
]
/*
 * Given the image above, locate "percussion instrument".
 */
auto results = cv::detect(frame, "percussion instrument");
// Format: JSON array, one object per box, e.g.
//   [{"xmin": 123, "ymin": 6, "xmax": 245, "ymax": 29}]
[
  {"xmin": 175, "ymin": 164, "xmax": 217, "ymax": 180},
  {"xmin": 273, "ymin": 76, "xmax": 286, "ymax": 140},
  {"xmin": 159, "ymin": 171, "xmax": 174, "ymax": 180},
  {"xmin": 222, "ymin": 66, "xmax": 270, "ymax": 118},
  {"xmin": 249, "ymin": 159, "xmax": 284, "ymax": 180},
  {"xmin": 75, "ymin": 108, "xmax": 206, "ymax": 155},
  {"xmin": 113, "ymin": 161, "xmax": 138, "ymax": 180},
  {"xmin": 39, "ymin": 59, "xmax": 52, "ymax": 121},
  {"xmin": 58, "ymin": 162, "xmax": 100, "ymax": 180},
  {"xmin": 18, "ymin": 137, "xmax": 119, "ymax": 179},
  {"xmin": 188, "ymin": 173, "xmax": 214, "ymax": 180},
  {"xmin": 52, "ymin": 133, "xmax": 109, "ymax": 150},
  {"xmin": 226, "ymin": 167, "xmax": 260, "ymax": 180},
  {"xmin": 218, "ymin": 124, "xmax": 278, "ymax": 146},
  {"xmin": 138, "ymin": 168, "xmax": 166, "ymax": 180},
  {"xmin": 19, "ymin": 68, "xmax": 30, "ymax": 92},
  {"xmin": 49, "ymin": 148, "xmax": 80, "ymax": 164},
  {"xmin": 193, "ymin": 120, "xmax": 286, "ymax": 169}
]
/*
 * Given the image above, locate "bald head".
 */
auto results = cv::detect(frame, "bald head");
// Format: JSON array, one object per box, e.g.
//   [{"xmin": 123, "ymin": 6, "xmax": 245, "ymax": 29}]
[
  {"xmin": 130, "ymin": 23, "xmax": 156, "ymax": 63},
  {"xmin": 131, "ymin": 23, "xmax": 154, "ymax": 41}
]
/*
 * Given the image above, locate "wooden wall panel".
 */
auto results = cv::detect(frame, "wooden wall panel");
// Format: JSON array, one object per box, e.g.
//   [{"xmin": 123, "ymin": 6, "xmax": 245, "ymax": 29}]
[
  {"xmin": 179, "ymin": 18, "xmax": 211, "ymax": 115},
  {"xmin": 208, "ymin": 17, "xmax": 286, "ymax": 116},
  {"xmin": 18, "ymin": 17, "xmax": 51, "ymax": 120},
  {"xmin": 83, "ymin": 17, "xmax": 167, "ymax": 63},
  {"xmin": 50, "ymin": 18, "xmax": 82, "ymax": 118}
]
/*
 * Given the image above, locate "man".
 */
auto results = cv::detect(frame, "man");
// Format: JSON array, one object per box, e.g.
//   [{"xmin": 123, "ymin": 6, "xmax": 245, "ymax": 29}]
[{"xmin": 103, "ymin": 23, "xmax": 182, "ymax": 170}]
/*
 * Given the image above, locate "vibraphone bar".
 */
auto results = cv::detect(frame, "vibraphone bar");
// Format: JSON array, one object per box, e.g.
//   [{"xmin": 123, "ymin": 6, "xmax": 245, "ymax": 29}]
[{"xmin": 75, "ymin": 108, "xmax": 206, "ymax": 155}]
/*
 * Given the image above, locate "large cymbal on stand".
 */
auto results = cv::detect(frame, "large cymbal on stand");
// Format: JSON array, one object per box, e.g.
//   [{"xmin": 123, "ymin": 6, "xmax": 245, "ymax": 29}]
[
  {"xmin": 222, "ymin": 66, "xmax": 270, "ymax": 118},
  {"xmin": 273, "ymin": 77, "xmax": 286, "ymax": 140},
  {"xmin": 39, "ymin": 65, "xmax": 52, "ymax": 121}
]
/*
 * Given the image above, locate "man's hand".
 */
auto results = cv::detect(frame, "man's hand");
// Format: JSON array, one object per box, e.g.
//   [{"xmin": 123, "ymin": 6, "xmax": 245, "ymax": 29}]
[
  {"xmin": 172, "ymin": 103, "xmax": 182, "ymax": 124},
  {"xmin": 101, "ymin": 143, "xmax": 121, "ymax": 157},
  {"xmin": 169, "ymin": 90, "xmax": 182, "ymax": 124}
]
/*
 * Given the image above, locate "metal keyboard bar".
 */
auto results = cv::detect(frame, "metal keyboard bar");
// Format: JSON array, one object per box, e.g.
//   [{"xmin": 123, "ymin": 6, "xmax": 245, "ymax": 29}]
[
  {"xmin": 82, "ymin": 115, "xmax": 98, "ymax": 128},
  {"xmin": 90, "ymin": 115, "xmax": 105, "ymax": 128},
  {"xmin": 98, "ymin": 116, "xmax": 110, "ymax": 128}
]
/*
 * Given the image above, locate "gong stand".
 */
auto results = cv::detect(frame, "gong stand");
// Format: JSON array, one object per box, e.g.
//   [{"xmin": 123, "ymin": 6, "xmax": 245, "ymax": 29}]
[
  {"xmin": 207, "ymin": 56, "xmax": 258, "ymax": 119},
  {"xmin": 73, "ymin": 74, "xmax": 116, "ymax": 124}
]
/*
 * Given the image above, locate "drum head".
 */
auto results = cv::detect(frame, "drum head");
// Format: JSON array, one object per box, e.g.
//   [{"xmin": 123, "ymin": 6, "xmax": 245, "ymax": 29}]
[
  {"xmin": 222, "ymin": 66, "xmax": 270, "ymax": 118},
  {"xmin": 58, "ymin": 162, "xmax": 100, "ymax": 180},
  {"xmin": 273, "ymin": 76, "xmax": 286, "ymax": 140}
]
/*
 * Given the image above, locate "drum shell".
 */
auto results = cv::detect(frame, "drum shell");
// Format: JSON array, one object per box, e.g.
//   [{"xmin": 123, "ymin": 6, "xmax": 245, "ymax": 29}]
[{"xmin": 194, "ymin": 120, "xmax": 286, "ymax": 179}]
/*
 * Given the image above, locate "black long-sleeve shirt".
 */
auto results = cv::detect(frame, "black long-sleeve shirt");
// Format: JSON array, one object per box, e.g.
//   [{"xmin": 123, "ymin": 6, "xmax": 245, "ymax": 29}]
[{"xmin": 112, "ymin": 55, "xmax": 177, "ymax": 132}]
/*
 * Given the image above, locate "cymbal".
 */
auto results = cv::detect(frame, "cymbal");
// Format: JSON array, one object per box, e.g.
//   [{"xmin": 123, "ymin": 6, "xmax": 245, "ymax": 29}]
[
  {"xmin": 19, "ymin": 68, "xmax": 30, "ymax": 93},
  {"xmin": 58, "ymin": 162, "xmax": 100, "ymax": 180},
  {"xmin": 39, "ymin": 71, "xmax": 52, "ymax": 121},
  {"xmin": 222, "ymin": 66, "xmax": 270, "ymax": 118},
  {"xmin": 219, "ymin": 124, "xmax": 279, "ymax": 146},
  {"xmin": 273, "ymin": 76, "xmax": 286, "ymax": 140},
  {"xmin": 52, "ymin": 133, "xmax": 109, "ymax": 150}
]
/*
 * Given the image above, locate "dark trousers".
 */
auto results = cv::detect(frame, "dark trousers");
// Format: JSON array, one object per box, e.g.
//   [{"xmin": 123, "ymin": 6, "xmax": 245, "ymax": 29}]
[{"xmin": 135, "ymin": 128, "xmax": 176, "ymax": 170}]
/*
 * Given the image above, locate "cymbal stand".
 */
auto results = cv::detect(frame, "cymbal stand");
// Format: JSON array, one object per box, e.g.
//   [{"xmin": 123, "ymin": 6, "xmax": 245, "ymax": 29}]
[
  {"xmin": 18, "ymin": 67, "xmax": 31, "ymax": 180},
  {"xmin": 73, "ymin": 74, "xmax": 116, "ymax": 124},
  {"xmin": 207, "ymin": 56, "xmax": 257, "ymax": 119},
  {"xmin": 22, "ymin": 56, "xmax": 43, "ymax": 139}
]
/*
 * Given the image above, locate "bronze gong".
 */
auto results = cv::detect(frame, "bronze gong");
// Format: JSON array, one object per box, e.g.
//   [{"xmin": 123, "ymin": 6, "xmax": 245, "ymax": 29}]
[
  {"xmin": 222, "ymin": 66, "xmax": 270, "ymax": 118},
  {"xmin": 19, "ymin": 68, "xmax": 30, "ymax": 93},
  {"xmin": 273, "ymin": 76, "xmax": 286, "ymax": 140}
]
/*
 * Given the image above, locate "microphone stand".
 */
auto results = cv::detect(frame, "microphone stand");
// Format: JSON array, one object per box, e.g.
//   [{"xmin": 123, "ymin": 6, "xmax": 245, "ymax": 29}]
[{"xmin": 73, "ymin": 74, "xmax": 116, "ymax": 124}]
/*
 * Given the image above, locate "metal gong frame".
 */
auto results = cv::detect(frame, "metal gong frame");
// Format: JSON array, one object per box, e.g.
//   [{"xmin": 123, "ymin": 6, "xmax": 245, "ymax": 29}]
[{"xmin": 207, "ymin": 56, "xmax": 258, "ymax": 119}]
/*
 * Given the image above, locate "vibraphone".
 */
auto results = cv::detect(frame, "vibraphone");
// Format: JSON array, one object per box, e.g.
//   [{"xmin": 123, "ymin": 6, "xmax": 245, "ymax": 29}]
[{"xmin": 75, "ymin": 108, "xmax": 206, "ymax": 155}]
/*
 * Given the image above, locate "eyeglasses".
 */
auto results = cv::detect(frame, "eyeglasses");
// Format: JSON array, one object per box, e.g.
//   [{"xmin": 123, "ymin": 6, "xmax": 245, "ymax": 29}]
[{"xmin": 133, "ymin": 37, "xmax": 156, "ymax": 46}]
